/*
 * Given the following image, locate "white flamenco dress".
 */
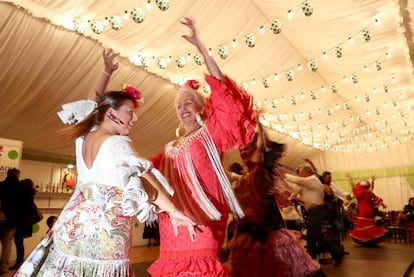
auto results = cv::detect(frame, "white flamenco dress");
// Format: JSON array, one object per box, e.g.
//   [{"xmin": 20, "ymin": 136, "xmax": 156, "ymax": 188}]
[{"xmin": 14, "ymin": 100, "xmax": 172, "ymax": 277}]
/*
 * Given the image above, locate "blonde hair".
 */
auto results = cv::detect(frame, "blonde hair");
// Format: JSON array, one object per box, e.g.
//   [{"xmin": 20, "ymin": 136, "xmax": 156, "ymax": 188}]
[{"xmin": 176, "ymin": 86, "xmax": 206, "ymax": 108}]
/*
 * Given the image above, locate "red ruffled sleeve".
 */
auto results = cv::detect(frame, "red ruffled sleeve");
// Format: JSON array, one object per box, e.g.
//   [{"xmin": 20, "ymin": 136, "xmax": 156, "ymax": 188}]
[{"xmin": 205, "ymin": 75, "xmax": 257, "ymax": 152}]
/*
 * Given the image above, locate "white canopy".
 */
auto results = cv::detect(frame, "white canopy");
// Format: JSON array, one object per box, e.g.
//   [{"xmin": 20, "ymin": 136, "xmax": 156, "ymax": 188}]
[{"xmin": 0, "ymin": 0, "xmax": 413, "ymax": 172}]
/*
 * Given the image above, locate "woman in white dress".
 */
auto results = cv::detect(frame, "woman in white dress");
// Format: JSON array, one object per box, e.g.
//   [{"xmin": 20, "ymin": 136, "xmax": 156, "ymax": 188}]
[{"xmin": 14, "ymin": 49, "xmax": 196, "ymax": 277}]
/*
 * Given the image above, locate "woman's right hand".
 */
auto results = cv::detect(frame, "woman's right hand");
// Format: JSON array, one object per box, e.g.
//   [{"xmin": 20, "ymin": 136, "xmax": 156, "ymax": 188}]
[
  {"xmin": 169, "ymin": 209, "xmax": 198, "ymax": 242},
  {"xmin": 103, "ymin": 48, "xmax": 120, "ymax": 74}
]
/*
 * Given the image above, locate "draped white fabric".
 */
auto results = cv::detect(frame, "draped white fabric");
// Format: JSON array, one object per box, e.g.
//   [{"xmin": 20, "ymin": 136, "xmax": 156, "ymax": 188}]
[{"xmin": 0, "ymin": 0, "xmax": 413, "ymax": 172}]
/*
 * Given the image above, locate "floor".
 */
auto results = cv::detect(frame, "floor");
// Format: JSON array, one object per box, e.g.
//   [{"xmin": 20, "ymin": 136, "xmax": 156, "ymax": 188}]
[{"xmin": 3, "ymin": 237, "xmax": 414, "ymax": 276}]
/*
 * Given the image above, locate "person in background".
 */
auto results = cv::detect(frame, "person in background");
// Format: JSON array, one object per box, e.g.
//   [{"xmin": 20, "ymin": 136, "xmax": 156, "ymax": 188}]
[
  {"xmin": 304, "ymin": 158, "xmax": 352, "ymax": 202},
  {"xmin": 346, "ymin": 174, "xmax": 387, "ymax": 246},
  {"xmin": 147, "ymin": 17, "xmax": 257, "ymax": 276},
  {"xmin": 0, "ymin": 168, "xmax": 21, "ymax": 274},
  {"xmin": 143, "ymin": 221, "xmax": 160, "ymax": 247},
  {"xmin": 229, "ymin": 124, "xmax": 324, "ymax": 277},
  {"xmin": 14, "ymin": 48, "xmax": 196, "ymax": 277},
  {"xmin": 285, "ymin": 167, "xmax": 345, "ymax": 267},
  {"xmin": 403, "ymin": 197, "xmax": 414, "ymax": 224},
  {"xmin": 227, "ymin": 162, "xmax": 245, "ymax": 189},
  {"xmin": 46, "ymin": 216, "xmax": 57, "ymax": 235},
  {"xmin": 9, "ymin": 178, "xmax": 37, "ymax": 271}
]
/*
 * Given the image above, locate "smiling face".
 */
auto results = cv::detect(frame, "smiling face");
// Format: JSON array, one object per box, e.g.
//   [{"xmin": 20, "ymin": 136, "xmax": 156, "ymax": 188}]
[
  {"xmin": 110, "ymin": 99, "xmax": 138, "ymax": 135},
  {"xmin": 175, "ymin": 90, "xmax": 203, "ymax": 129}
]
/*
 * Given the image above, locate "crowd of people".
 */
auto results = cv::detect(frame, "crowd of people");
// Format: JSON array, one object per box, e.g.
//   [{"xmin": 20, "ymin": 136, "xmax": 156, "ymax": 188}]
[{"xmin": 0, "ymin": 16, "xmax": 409, "ymax": 277}]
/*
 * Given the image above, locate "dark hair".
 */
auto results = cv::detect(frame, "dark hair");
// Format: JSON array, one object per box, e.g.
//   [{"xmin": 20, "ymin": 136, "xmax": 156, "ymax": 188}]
[
  {"xmin": 229, "ymin": 163, "xmax": 244, "ymax": 175},
  {"xmin": 6, "ymin": 168, "xmax": 20, "ymax": 178},
  {"xmin": 20, "ymin": 178, "xmax": 34, "ymax": 187},
  {"xmin": 322, "ymin": 171, "xmax": 331, "ymax": 178},
  {"xmin": 46, "ymin": 215, "xmax": 57, "ymax": 228},
  {"xmin": 60, "ymin": 91, "xmax": 137, "ymax": 140}
]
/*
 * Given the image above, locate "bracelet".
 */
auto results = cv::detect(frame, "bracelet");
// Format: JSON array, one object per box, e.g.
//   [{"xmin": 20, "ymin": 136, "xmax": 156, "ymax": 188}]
[{"xmin": 102, "ymin": 71, "xmax": 111, "ymax": 77}]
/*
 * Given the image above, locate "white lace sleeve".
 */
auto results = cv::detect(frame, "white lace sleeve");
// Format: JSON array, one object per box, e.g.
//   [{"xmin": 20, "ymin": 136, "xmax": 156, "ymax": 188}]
[
  {"xmin": 113, "ymin": 136, "xmax": 174, "ymax": 222},
  {"xmin": 57, "ymin": 100, "xmax": 97, "ymax": 125}
]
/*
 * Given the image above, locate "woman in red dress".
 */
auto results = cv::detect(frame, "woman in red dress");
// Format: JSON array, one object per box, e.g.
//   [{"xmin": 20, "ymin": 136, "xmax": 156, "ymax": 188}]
[
  {"xmin": 347, "ymin": 174, "xmax": 387, "ymax": 246},
  {"xmin": 229, "ymin": 125, "xmax": 323, "ymax": 277},
  {"xmin": 148, "ymin": 18, "xmax": 257, "ymax": 276}
]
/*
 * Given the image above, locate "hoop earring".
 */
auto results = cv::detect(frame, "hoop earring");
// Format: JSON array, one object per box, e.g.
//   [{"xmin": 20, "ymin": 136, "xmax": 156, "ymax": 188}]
[
  {"xmin": 196, "ymin": 113, "xmax": 204, "ymax": 127},
  {"xmin": 176, "ymin": 124, "xmax": 181, "ymax": 138}
]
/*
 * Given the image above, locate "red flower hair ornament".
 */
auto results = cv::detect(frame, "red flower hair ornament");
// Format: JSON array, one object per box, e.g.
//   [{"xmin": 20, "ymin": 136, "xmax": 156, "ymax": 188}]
[
  {"xmin": 177, "ymin": 79, "xmax": 200, "ymax": 92},
  {"xmin": 121, "ymin": 84, "xmax": 143, "ymax": 107}
]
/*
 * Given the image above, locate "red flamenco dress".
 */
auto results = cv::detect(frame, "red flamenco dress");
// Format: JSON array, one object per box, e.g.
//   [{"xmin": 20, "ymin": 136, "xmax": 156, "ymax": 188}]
[
  {"xmin": 349, "ymin": 185, "xmax": 387, "ymax": 245},
  {"xmin": 148, "ymin": 75, "xmax": 257, "ymax": 277}
]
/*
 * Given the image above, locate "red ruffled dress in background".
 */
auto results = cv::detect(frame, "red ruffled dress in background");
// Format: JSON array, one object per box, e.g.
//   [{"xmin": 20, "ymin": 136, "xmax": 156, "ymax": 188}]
[
  {"xmin": 349, "ymin": 185, "xmax": 387, "ymax": 244},
  {"xmin": 148, "ymin": 75, "xmax": 257, "ymax": 276}
]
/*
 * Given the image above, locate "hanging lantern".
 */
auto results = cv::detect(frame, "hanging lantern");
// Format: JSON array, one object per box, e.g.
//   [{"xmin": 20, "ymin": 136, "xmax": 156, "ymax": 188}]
[
  {"xmin": 330, "ymin": 83, "xmax": 338, "ymax": 93},
  {"xmin": 91, "ymin": 20, "xmax": 104, "ymax": 34},
  {"xmin": 141, "ymin": 57, "xmax": 150, "ymax": 67},
  {"xmin": 285, "ymin": 70, "xmax": 294, "ymax": 81},
  {"xmin": 375, "ymin": 60, "xmax": 382, "ymax": 71},
  {"xmin": 271, "ymin": 99, "xmax": 278, "ymax": 108},
  {"xmin": 333, "ymin": 46, "xmax": 343, "ymax": 58},
  {"xmin": 193, "ymin": 53, "xmax": 204, "ymax": 65},
  {"xmin": 308, "ymin": 59, "xmax": 318, "ymax": 71},
  {"xmin": 244, "ymin": 34, "xmax": 256, "ymax": 47},
  {"xmin": 269, "ymin": 19, "xmax": 282, "ymax": 34},
  {"xmin": 310, "ymin": 90, "xmax": 317, "ymax": 100},
  {"xmin": 110, "ymin": 15, "xmax": 122, "ymax": 30},
  {"xmin": 351, "ymin": 74, "xmax": 359, "ymax": 84},
  {"xmin": 218, "ymin": 44, "xmax": 229, "ymax": 59},
  {"xmin": 202, "ymin": 85, "xmax": 211, "ymax": 94},
  {"xmin": 155, "ymin": 0, "xmax": 170, "ymax": 11},
  {"xmin": 240, "ymin": 82, "xmax": 249, "ymax": 91},
  {"xmin": 254, "ymin": 100, "xmax": 262, "ymax": 110},
  {"xmin": 300, "ymin": 0, "xmax": 313, "ymax": 16},
  {"xmin": 157, "ymin": 58, "xmax": 167, "ymax": 69},
  {"xmin": 360, "ymin": 29, "xmax": 371, "ymax": 42},
  {"xmin": 131, "ymin": 7, "xmax": 145, "ymax": 23},
  {"xmin": 74, "ymin": 20, "xmax": 88, "ymax": 34},
  {"xmin": 175, "ymin": 56, "xmax": 186, "ymax": 68},
  {"xmin": 262, "ymin": 77, "xmax": 271, "ymax": 88}
]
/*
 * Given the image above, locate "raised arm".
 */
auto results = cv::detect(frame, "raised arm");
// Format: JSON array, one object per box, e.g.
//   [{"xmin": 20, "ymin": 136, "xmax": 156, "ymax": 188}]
[
  {"xmin": 87, "ymin": 48, "xmax": 120, "ymax": 101},
  {"xmin": 181, "ymin": 17, "xmax": 224, "ymax": 82},
  {"xmin": 345, "ymin": 173, "xmax": 356, "ymax": 188},
  {"xmin": 304, "ymin": 158, "xmax": 318, "ymax": 173},
  {"xmin": 370, "ymin": 175, "xmax": 376, "ymax": 191}
]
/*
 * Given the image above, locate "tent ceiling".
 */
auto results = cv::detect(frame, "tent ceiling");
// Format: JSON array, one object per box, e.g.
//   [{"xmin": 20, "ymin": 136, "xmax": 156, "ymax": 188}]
[{"xmin": 0, "ymin": 0, "xmax": 413, "ymax": 167}]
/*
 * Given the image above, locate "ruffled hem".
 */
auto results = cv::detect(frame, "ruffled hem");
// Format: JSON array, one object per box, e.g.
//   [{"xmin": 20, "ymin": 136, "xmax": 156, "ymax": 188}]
[
  {"xmin": 229, "ymin": 228, "xmax": 320, "ymax": 277},
  {"xmin": 15, "ymin": 244, "xmax": 132, "ymax": 277},
  {"xmin": 349, "ymin": 217, "xmax": 387, "ymax": 243},
  {"xmin": 147, "ymin": 255, "xmax": 230, "ymax": 277}
]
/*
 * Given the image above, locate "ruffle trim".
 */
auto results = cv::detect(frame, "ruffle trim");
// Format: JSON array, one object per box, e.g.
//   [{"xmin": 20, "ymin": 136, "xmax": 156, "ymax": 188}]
[
  {"xmin": 147, "ymin": 255, "xmax": 230, "ymax": 277},
  {"xmin": 230, "ymin": 229, "xmax": 320, "ymax": 277},
  {"xmin": 205, "ymin": 75, "xmax": 257, "ymax": 151},
  {"xmin": 43, "ymin": 245, "xmax": 131, "ymax": 277}
]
